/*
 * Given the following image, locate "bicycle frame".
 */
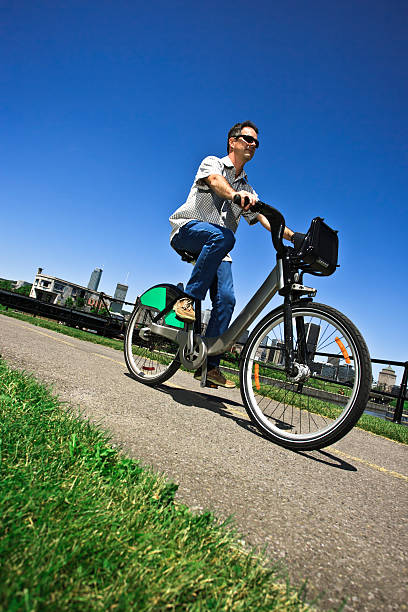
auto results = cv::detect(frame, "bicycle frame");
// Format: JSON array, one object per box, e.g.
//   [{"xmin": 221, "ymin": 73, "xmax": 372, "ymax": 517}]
[
  {"xmin": 141, "ymin": 200, "xmax": 317, "ymax": 373},
  {"xmin": 150, "ymin": 259, "xmax": 284, "ymax": 355}
]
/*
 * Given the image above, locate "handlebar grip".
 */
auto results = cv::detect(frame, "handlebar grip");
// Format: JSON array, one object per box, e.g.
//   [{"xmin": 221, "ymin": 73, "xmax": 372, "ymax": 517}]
[
  {"xmin": 233, "ymin": 193, "xmax": 250, "ymax": 206},
  {"xmin": 231, "ymin": 194, "xmax": 286, "ymax": 254}
]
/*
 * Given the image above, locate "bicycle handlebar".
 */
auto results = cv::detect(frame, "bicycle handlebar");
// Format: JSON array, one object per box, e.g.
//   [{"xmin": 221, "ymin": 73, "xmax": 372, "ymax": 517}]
[{"xmin": 232, "ymin": 194, "xmax": 286, "ymax": 255}]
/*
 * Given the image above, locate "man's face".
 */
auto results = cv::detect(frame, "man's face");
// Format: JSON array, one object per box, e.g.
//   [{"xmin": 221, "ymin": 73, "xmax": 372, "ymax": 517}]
[{"xmin": 230, "ymin": 126, "xmax": 259, "ymax": 163}]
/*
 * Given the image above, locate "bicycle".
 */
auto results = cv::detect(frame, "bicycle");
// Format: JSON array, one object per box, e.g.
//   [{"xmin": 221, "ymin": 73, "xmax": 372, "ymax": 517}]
[{"xmin": 124, "ymin": 196, "xmax": 372, "ymax": 451}]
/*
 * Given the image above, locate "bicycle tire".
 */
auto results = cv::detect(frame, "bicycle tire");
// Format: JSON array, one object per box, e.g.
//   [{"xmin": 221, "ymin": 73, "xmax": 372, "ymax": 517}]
[
  {"xmin": 240, "ymin": 301, "xmax": 371, "ymax": 450},
  {"xmin": 124, "ymin": 284, "xmax": 183, "ymax": 386}
]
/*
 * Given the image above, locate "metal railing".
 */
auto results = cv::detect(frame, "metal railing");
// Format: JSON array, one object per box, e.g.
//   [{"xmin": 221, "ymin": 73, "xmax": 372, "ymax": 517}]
[
  {"xmin": 0, "ymin": 289, "xmax": 135, "ymax": 339},
  {"xmin": 370, "ymin": 358, "xmax": 408, "ymax": 425},
  {"xmin": 1, "ymin": 288, "xmax": 407, "ymax": 424},
  {"xmin": 228, "ymin": 340, "xmax": 407, "ymax": 425}
]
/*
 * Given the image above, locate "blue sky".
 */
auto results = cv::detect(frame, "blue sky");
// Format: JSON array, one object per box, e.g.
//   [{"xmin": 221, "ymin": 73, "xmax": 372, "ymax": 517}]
[{"xmin": 1, "ymin": 0, "xmax": 407, "ymax": 382}]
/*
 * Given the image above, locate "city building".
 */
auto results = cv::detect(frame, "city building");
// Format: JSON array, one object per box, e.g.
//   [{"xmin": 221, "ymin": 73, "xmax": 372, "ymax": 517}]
[
  {"xmin": 310, "ymin": 361, "xmax": 323, "ymax": 376},
  {"xmin": 391, "ymin": 385, "xmax": 401, "ymax": 397},
  {"xmin": 87, "ymin": 267, "xmax": 103, "ymax": 291},
  {"xmin": 378, "ymin": 365, "xmax": 397, "ymax": 392},
  {"xmin": 110, "ymin": 283, "xmax": 129, "ymax": 314},
  {"xmin": 268, "ymin": 338, "xmax": 285, "ymax": 366},
  {"xmin": 321, "ymin": 363, "xmax": 336, "ymax": 379},
  {"xmin": 304, "ymin": 322, "xmax": 320, "ymax": 362},
  {"xmin": 328, "ymin": 356, "xmax": 341, "ymax": 367},
  {"xmin": 337, "ymin": 363, "xmax": 355, "ymax": 383}
]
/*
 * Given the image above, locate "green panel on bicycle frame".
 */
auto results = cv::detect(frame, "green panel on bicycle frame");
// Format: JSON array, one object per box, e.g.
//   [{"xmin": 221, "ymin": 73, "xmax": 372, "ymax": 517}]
[
  {"xmin": 140, "ymin": 287, "xmax": 166, "ymax": 310},
  {"xmin": 140, "ymin": 286, "xmax": 184, "ymax": 329},
  {"xmin": 164, "ymin": 310, "xmax": 184, "ymax": 328}
]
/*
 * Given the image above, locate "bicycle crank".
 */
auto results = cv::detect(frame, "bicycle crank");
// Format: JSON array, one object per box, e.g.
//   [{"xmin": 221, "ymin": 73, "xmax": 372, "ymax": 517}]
[{"xmin": 179, "ymin": 332, "xmax": 207, "ymax": 370}]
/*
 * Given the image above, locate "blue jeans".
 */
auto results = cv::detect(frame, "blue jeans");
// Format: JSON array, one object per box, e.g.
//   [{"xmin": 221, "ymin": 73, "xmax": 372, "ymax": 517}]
[{"xmin": 171, "ymin": 221, "xmax": 236, "ymax": 368}]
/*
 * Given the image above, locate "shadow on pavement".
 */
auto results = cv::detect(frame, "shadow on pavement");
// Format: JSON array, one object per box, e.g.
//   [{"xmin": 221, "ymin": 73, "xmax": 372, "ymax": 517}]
[
  {"xmin": 156, "ymin": 382, "xmax": 264, "ymax": 439},
  {"xmin": 138, "ymin": 377, "xmax": 358, "ymax": 473},
  {"xmin": 295, "ymin": 449, "xmax": 358, "ymax": 471}
]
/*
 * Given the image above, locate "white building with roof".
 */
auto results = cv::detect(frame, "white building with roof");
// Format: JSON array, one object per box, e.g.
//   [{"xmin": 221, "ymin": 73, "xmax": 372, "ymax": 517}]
[
  {"xmin": 377, "ymin": 365, "xmax": 397, "ymax": 392},
  {"xmin": 30, "ymin": 268, "xmax": 112, "ymax": 311}
]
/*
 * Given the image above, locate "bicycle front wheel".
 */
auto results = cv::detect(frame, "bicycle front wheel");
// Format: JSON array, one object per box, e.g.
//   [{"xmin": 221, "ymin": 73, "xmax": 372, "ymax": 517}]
[
  {"xmin": 124, "ymin": 284, "xmax": 184, "ymax": 385},
  {"xmin": 240, "ymin": 302, "xmax": 371, "ymax": 450}
]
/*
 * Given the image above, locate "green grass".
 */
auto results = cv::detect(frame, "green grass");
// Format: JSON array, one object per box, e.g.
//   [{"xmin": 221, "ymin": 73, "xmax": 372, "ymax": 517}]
[
  {"xmin": 1, "ymin": 306, "xmax": 406, "ymax": 445},
  {"xmin": 0, "ymin": 358, "xmax": 316, "ymax": 611},
  {"xmin": 255, "ymin": 362, "xmax": 353, "ymax": 397},
  {"xmin": 388, "ymin": 397, "xmax": 408, "ymax": 412},
  {"xmin": 354, "ymin": 412, "xmax": 408, "ymax": 442},
  {"xmin": 256, "ymin": 382, "xmax": 344, "ymax": 420}
]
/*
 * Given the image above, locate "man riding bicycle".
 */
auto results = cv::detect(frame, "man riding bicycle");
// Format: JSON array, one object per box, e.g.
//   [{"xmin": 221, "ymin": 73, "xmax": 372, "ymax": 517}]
[{"xmin": 169, "ymin": 121, "xmax": 295, "ymax": 389}]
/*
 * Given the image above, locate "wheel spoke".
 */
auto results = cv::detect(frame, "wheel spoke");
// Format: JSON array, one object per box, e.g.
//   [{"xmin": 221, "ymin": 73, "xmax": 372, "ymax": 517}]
[
  {"xmin": 241, "ymin": 303, "xmax": 371, "ymax": 450},
  {"xmin": 124, "ymin": 287, "xmax": 182, "ymax": 385}
]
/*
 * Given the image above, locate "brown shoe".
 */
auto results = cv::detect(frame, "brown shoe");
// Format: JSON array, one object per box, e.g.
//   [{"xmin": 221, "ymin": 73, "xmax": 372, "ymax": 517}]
[
  {"xmin": 173, "ymin": 297, "xmax": 195, "ymax": 322},
  {"xmin": 206, "ymin": 367, "xmax": 236, "ymax": 389}
]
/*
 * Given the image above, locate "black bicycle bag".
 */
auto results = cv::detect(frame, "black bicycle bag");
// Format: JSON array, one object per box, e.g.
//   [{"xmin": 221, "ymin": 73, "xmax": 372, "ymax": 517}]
[{"xmin": 297, "ymin": 217, "xmax": 339, "ymax": 276}]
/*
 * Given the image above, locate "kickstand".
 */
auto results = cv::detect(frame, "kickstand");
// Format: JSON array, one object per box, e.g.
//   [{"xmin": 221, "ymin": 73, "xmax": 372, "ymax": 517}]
[
  {"xmin": 200, "ymin": 359, "xmax": 208, "ymax": 388},
  {"xmin": 200, "ymin": 361, "xmax": 218, "ymax": 389}
]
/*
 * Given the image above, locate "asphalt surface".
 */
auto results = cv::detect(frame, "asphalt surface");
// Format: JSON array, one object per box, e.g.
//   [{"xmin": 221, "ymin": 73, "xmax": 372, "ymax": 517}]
[{"xmin": 1, "ymin": 313, "xmax": 407, "ymax": 611}]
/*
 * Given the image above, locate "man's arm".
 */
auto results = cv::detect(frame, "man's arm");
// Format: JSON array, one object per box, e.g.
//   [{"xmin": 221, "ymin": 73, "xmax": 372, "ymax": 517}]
[
  {"xmin": 205, "ymin": 175, "xmax": 294, "ymax": 241},
  {"xmin": 204, "ymin": 175, "xmax": 257, "ymax": 211},
  {"xmin": 258, "ymin": 213, "xmax": 294, "ymax": 242}
]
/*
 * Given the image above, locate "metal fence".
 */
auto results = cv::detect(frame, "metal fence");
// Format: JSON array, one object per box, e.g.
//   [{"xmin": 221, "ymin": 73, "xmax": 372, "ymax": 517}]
[
  {"xmin": 1, "ymin": 288, "xmax": 407, "ymax": 424},
  {"xmin": 369, "ymin": 358, "xmax": 408, "ymax": 425},
  {"xmin": 0, "ymin": 289, "xmax": 134, "ymax": 339}
]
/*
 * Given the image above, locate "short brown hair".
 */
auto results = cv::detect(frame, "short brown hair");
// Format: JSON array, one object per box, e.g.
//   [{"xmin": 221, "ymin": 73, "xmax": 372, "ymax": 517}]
[{"xmin": 227, "ymin": 120, "xmax": 259, "ymax": 153}]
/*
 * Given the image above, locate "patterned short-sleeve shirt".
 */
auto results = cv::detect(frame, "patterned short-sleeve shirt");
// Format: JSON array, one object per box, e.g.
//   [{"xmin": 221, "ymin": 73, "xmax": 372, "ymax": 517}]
[{"xmin": 169, "ymin": 155, "xmax": 259, "ymax": 243}]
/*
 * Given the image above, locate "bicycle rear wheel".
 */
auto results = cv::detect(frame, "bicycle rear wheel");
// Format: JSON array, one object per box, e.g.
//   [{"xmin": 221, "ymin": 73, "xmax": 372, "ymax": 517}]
[
  {"xmin": 124, "ymin": 284, "xmax": 184, "ymax": 385},
  {"xmin": 240, "ymin": 302, "xmax": 371, "ymax": 450}
]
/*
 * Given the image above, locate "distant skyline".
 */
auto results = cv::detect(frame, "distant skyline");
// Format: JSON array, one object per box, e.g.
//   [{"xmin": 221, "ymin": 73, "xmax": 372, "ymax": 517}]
[{"xmin": 1, "ymin": 0, "xmax": 407, "ymax": 384}]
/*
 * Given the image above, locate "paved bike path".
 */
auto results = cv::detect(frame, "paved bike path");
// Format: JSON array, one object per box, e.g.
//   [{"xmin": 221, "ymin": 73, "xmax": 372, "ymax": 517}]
[{"xmin": 1, "ymin": 314, "xmax": 407, "ymax": 612}]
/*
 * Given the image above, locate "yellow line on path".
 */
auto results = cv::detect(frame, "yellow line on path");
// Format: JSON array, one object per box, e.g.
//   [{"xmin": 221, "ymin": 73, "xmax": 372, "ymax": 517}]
[
  {"xmin": 10, "ymin": 321, "xmax": 124, "ymax": 365},
  {"xmin": 329, "ymin": 447, "xmax": 408, "ymax": 482},
  {"xmin": 18, "ymin": 325, "xmax": 78, "ymax": 348},
  {"xmin": 94, "ymin": 353, "xmax": 124, "ymax": 366},
  {"xmin": 6, "ymin": 318, "xmax": 407, "ymax": 482}
]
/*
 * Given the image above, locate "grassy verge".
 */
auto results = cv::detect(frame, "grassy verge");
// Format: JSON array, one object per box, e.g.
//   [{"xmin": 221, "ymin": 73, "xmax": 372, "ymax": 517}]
[
  {"xmin": 1, "ymin": 306, "xmax": 406, "ymax": 444},
  {"xmin": 0, "ymin": 358, "xmax": 315, "ymax": 611},
  {"xmin": 0, "ymin": 305, "xmax": 123, "ymax": 351}
]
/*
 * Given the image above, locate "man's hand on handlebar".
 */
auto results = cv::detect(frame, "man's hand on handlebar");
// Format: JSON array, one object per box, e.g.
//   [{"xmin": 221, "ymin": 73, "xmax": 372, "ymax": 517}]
[{"xmin": 234, "ymin": 190, "xmax": 257, "ymax": 211}]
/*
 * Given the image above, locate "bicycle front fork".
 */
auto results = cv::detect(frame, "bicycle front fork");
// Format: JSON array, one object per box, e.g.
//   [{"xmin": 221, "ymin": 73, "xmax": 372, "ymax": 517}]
[
  {"xmin": 283, "ymin": 295, "xmax": 296, "ymax": 377},
  {"xmin": 283, "ymin": 295, "xmax": 309, "ymax": 374}
]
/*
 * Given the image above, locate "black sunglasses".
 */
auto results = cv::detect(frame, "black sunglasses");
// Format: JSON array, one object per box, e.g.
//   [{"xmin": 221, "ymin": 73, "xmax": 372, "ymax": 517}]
[{"xmin": 236, "ymin": 134, "xmax": 259, "ymax": 148}]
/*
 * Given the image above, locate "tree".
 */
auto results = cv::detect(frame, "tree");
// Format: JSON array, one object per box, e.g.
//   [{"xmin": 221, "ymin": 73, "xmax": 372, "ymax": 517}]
[
  {"xmin": 0, "ymin": 280, "xmax": 13, "ymax": 291},
  {"xmin": 15, "ymin": 284, "xmax": 32, "ymax": 297}
]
